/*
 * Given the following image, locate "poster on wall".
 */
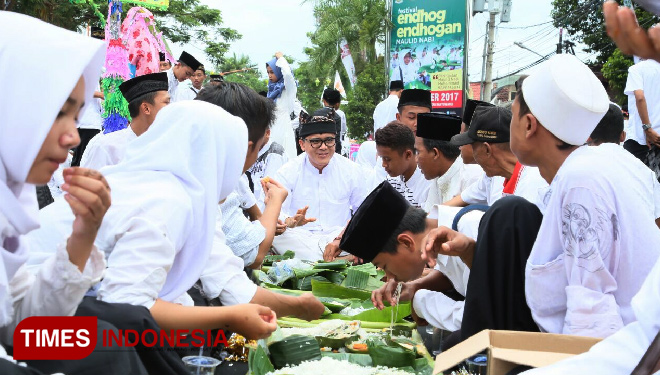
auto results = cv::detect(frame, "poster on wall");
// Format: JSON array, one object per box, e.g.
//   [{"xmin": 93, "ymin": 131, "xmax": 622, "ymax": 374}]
[{"xmin": 390, "ymin": 0, "xmax": 467, "ymax": 115}]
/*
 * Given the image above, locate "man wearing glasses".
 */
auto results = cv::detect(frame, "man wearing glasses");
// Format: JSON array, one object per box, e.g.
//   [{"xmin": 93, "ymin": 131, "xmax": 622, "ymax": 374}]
[{"xmin": 271, "ymin": 109, "xmax": 380, "ymax": 261}]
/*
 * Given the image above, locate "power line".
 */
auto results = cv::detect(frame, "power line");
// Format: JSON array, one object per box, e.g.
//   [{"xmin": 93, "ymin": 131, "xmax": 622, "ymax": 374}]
[{"xmin": 499, "ymin": 21, "xmax": 551, "ymax": 30}]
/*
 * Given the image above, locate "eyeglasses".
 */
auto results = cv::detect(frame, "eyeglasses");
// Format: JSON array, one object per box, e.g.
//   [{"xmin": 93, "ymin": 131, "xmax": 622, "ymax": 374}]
[{"xmin": 304, "ymin": 137, "xmax": 336, "ymax": 148}]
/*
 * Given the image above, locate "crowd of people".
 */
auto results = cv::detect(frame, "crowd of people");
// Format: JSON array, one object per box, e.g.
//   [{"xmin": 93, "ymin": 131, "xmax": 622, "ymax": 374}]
[{"xmin": 3, "ymin": 1, "xmax": 660, "ymax": 374}]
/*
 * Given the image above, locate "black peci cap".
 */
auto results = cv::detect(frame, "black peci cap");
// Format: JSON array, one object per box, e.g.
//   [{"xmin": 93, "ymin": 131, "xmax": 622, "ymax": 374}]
[
  {"xmin": 416, "ymin": 113, "xmax": 462, "ymax": 142},
  {"xmin": 178, "ymin": 51, "xmax": 202, "ymax": 71},
  {"xmin": 118, "ymin": 72, "xmax": 168, "ymax": 103},
  {"xmin": 450, "ymin": 106, "xmax": 512, "ymax": 146},
  {"xmin": 398, "ymin": 89, "xmax": 432, "ymax": 110}
]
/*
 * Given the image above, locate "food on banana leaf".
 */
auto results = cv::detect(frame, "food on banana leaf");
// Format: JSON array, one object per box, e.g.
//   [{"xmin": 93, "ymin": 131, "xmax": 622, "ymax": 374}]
[
  {"xmin": 267, "ymin": 335, "xmax": 322, "ymax": 369},
  {"xmin": 367, "ymin": 339, "xmax": 416, "ymax": 368},
  {"xmin": 345, "ymin": 337, "xmax": 369, "ymax": 353},
  {"xmin": 318, "ymin": 297, "xmax": 352, "ymax": 313},
  {"xmin": 314, "ymin": 259, "xmax": 349, "ymax": 269},
  {"xmin": 265, "ymin": 356, "xmax": 414, "ymax": 375},
  {"xmin": 248, "ymin": 345, "xmax": 274, "ymax": 375}
]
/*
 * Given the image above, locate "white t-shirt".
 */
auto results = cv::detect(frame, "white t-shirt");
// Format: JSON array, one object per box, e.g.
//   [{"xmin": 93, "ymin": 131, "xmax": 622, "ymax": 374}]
[
  {"xmin": 460, "ymin": 172, "xmax": 505, "ymax": 206},
  {"xmin": 373, "ymin": 95, "xmax": 399, "ymax": 134},
  {"xmin": 165, "ymin": 68, "xmax": 179, "ymax": 102},
  {"xmin": 175, "ymin": 82, "xmax": 199, "ymax": 102},
  {"xmin": 424, "ymin": 157, "xmax": 482, "ymax": 211},
  {"xmin": 80, "ymin": 126, "xmax": 137, "ymax": 170},
  {"xmin": 526, "ymin": 144, "xmax": 660, "ymax": 338},
  {"xmin": 387, "ymin": 166, "xmax": 431, "ymax": 208},
  {"xmin": 624, "ymin": 60, "xmax": 660, "ymax": 145},
  {"xmin": 77, "ymin": 96, "xmax": 104, "ymax": 130}
]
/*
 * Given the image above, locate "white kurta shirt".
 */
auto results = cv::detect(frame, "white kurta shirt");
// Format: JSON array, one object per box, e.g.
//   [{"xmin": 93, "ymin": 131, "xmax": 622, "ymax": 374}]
[
  {"xmin": 624, "ymin": 59, "xmax": 660, "ymax": 145},
  {"xmin": 423, "ymin": 157, "xmax": 482, "ymax": 212},
  {"xmin": 526, "ymin": 144, "xmax": 660, "ymax": 338},
  {"xmin": 523, "ymin": 254, "xmax": 660, "ymax": 375},
  {"xmin": 165, "ymin": 67, "xmax": 179, "ymax": 102},
  {"xmin": 373, "ymin": 95, "xmax": 399, "ymax": 134},
  {"xmin": 387, "ymin": 166, "xmax": 431, "ymax": 208},
  {"xmin": 460, "ymin": 172, "xmax": 506, "ymax": 206},
  {"xmin": 219, "ymin": 191, "xmax": 265, "ymax": 267},
  {"xmin": 174, "ymin": 83, "xmax": 199, "ymax": 102},
  {"xmin": 275, "ymin": 154, "xmax": 378, "ymax": 234},
  {"xmin": 248, "ymin": 141, "xmax": 288, "ymax": 211},
  {"xmin": 80, "ymin": 126, "xmax": 137, "ymax": 170}
]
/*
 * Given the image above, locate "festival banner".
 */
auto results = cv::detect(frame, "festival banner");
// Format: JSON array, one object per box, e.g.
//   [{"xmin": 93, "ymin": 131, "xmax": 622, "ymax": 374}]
[
  {"xmin": 339, "ymin": 39, "xmax": 358, "ymax": 87},
  {"xmin": 390, "ymin": 0, "xmax": 467, "ymax": 115}
]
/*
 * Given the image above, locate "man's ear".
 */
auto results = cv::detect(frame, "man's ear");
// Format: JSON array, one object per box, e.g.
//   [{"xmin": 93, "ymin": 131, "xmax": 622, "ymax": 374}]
[
  {"xmin": 483, "ymin": 142, "xmax": 492, "ymax": 157},
  {"xmin": 396, "ymin": 112, "xmax": 401, "ymax": 121},
  {"xmin": 526, "ymin": 114, "xmax": 539, "ymax": 139},
  {"xmin": 432, "ymin": 147, "xmax": 440, "ymax": 160},
  {"xmin": 141, "ymin": 102, "xmax": 151, "ymax": 116},
  {"xmin": 405, "ymin": 149, "xmax": 414, "ymax": 160},
  {"xmin": 397, "ymin": 232, "xmax": 416, "ymax": 253},
  {"xmin": 620, "ymin": 130, "xmax": 626, "ymax": 144},
  {"xmin": 248, "ymin": 140, "xmax": 255, "ymax": 151},
  {"xmin": 298, "ymin": 138, "xmax": 305, "ymax": 151}
]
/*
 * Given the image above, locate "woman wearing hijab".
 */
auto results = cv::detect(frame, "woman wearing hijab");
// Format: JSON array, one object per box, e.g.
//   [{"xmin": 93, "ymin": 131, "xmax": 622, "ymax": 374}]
[
  {"xmin": 266, "ymin": 51, "xmax": 298, "ymax": 159},
  {"xmin": 356, "ymin": 141, "xmax": 378, "ymax": 169},
  {"xmin": 0, "ymin": 12, "xmax": 145, "ymax": 375},
  {"xmin": 29, "ymin": 99, "xmax": 278, "ymax": 337}
]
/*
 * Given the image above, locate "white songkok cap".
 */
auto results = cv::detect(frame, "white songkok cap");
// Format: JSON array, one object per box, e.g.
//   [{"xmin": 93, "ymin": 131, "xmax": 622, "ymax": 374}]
[{"xmin": 522, "ymin": 54, "xmax": 609, "ymax": 145}]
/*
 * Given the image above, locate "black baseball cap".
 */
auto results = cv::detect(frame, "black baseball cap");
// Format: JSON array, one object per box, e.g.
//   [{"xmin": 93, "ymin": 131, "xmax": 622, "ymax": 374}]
[{"xmin": 450, "ymin": 106, "xmax": 512, "ymax": 146}]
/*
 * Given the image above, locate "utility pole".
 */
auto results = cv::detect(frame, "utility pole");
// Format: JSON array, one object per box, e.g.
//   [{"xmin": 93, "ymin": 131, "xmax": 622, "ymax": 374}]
[
  {"xmin": 557, "ymin": 28, "xmax": 563, "ymax": 54},
  {"xmin": 483, "ymin": 10, "xmax": 497, "ymax": 103},
  {"xmin": 479, "ymin": 21, "xmax": 490, "ymax": 101}
]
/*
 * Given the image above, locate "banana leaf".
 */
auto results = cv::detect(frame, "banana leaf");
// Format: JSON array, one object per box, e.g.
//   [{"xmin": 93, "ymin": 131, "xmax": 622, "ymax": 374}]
[
  {"xmin": 248, "ymin": 345, "xmax": 274, "ymax": 375},
  {"xmin": 311, "ymin": 280, "xmax": 372, "ymax": 300},
  {"xmin": 296, "ymin": 275, "xmax": 329, "ymax": 291},
  {"xmin": 262, "ymin": 250, "xmax": 295, "ymax": 266},
  {"xmin": 315, "ymin": 334, "xmax": 358, "ymax": 349},
  {"xmin": 319, "ymin": 270, "xmax": 345, "ymax": 285},
  {"xmin": 344, "ymin": 268, "xmax": 370, "ymax": 290},
  {"xmin": 293, "ymin": 268, "xmax": 323, "ymax": 279},
  {"xmin": 318, "ymin": 297, "xmax": 352, "ymax": 313},
  {"xmin": 267, "ymin": 335, "xmax": 321, "ymax": 369},
  {"xmin": 367, "ymin": 340, "xmax": 416, "ymax": 368},
  {"xmin": 321, "ymin": 352, "xmax": 373, "ymax": 367},
  {"xmin": 314, "ymin": 259, "xmax": 349, "ymax": 269},
  {"xmin": 277, "ymin": 316, "xmax": 416, "ymax": 330},
  {"xmin": 349, "ymin": 262, "xmax": 378, "ymax": 276},
  {"xmin": 414, "ymin": 357, "xmax": 434, "ymax": 375},
  {"xmin": 331, "ymin": 301, "xmax": 412, "ymax": 323}
]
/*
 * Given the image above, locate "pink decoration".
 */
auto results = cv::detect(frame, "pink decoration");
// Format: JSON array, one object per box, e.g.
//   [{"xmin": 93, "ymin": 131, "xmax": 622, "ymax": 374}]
[
  {"xmin": 103, "ymin": 37, "xmax": 131, "ymax": 80},
  {"xmin": 122, "ymin": 6, "xmax": 171, "ymax": 77}
]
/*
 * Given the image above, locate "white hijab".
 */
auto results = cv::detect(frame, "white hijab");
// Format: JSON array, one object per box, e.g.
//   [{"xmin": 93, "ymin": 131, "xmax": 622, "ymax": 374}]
[
  {"xmin": 0, "ymin": 12, "xmax": 105, "ymax": 326},
  {"xmin": 356, "ymin": 141, "xmax": 377, "ymax": 169},
  {"xmin": 101, "ymin": 100, "xmax": 248, "ymax": 301}
]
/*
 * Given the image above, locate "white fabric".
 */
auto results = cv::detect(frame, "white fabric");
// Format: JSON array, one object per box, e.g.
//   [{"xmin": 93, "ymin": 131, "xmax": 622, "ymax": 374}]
[
  {"xmin": 46, "ymin": 153, "xmax": 73, "ymax": 200},
  {"xmin": 236, "ymin": 174, "xmax": 257, "ymax": 210},
  {"xmin": 392, "ymin": 62, "xmax": 419, "ymax": 87},
  {"xmin": 0, "ymin": 12, "xmax": 105, "ymax": 327},
  {"xmin": 356, "ymin": 141, "xmax": 377, "ymax": 169},
  {"xmin": 522, "ymin": 54, "xmax": 609, "ymax": 145},
  {"xmin": 271, "ymin": 227, "xmax": 343, "ymax": 261},
  {"xmin": 270, "ymin": 57, "xmax": 298, "ymax": 159},
  {"xmin": 201, "ymin": 219, "xmax": 258, "ymax": 305},
  {"xmin": 80, "ymin": 126, "xmax": 137, "ymax": 170},
  {"xmin": 174, "ymin": 81, "xmax": 198, "ymax": 102},
  {"xmin": 219, "ymin": 193, "xmax": 265, "ymax": 267},
  {"xmin": 460, "ymin": 172, "xmax": 505, "ymax": 206},
  {"xmin": 386, "ymin": 166, "xmax": 431, "ymax": 208},
  {"xmin": 373, "ymin": 95, "xmax": 400, "ymax": 134},
  {"xmin": 526, "ymin": 144, "xmax": 660, "ymax": 338},
  {"xmin": 337, "ymin": 108, "xmax": 347, "ymax": 136},
  {"xmin": 423, "ymin": 158, "xmax": 482, "ymax": 212},
  {"xmin": 523, "ymin": 255, "xmax": 660, "ymax": 374},
  {"xmin": 503, "ymin": 165, "xmax": 549, "ymax": 212},
  {"xmin": 77, "ymin": 95, "xmax": 104, "ymax": 130},
  {"xmin": 624, "ymin": 60, "xmax": 660, "ymax": 145},
  {"xmin": 165, "ymin": 67, "xmax": 179, "ymax": 101},
  {"xmin": 275, "ymin": 154, "xmax": 379, "ymax": 233}
]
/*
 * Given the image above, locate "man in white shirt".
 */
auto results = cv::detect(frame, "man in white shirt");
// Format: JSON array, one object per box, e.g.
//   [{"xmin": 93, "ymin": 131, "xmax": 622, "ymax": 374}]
[
  {"xmin": 376, "ymin": 121, "xmax": 430, "ymax": 207},
  {"xmin": 458, "ymin": 99, "xmax": 495, "ymax": 166},
  {"xmin": 423, "ymin": 55, "xmax": 660, "ymax": 344},
  {"xmin": 322, "ymin": 88, "xmax": 345, "ymax": 154},
  {"xmin": 414, "ymin": 113, "xmax": 482, "ymax": 211},
  {"xmin": 373, "ymin": 80, "xmax": 403, "ymax": 135},
  {"xmin": 174, "ymin": 64, "xmax": 205, "ymax": 101},
  {"xmin": 624, "ymin": 59, "xmax": 660, "ymax": 180},
  {"xmin": 81, "ymin": 72, "xmax": 170, "ymax": 170},
  {"xmin": 272, "ymin": 109, "xmax": 378, "ymax": 260},
  {"xmin": 444, "ymin": 105, "xmax": 548, "ymax": 209},
  {"xmin": 165, "ymin": 51, "xmax": 201, "ymax": 102}
]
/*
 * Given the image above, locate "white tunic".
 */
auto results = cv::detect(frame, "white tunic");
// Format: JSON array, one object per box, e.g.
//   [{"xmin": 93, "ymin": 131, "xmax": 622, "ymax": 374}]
[
  {"xmin": 624, "ymin": 59, "xmax": 660, "ymax": 145},
  {"xmin": 525, "ymin": 144, "xmax": 660, "ymax": 338},
  {"xmin": 373, "ymin": 94, "xmax": 400, "ymax": 134},
  {"xmin": 275, "ymin": 153, "xmax": 378, "ymax": 233},
  {"xmin": 219, "ymin": 191, "xmax": 265, "ymax": 267},
  {"xmin": 423, "ymin": 157, "xmax": 482, "ymax": 212},
  {"xmin": 80, "ymin": 126, "xmax": 137, "ymax": 170},
  {"xmin": 460, "ymin": 172, "xmax": 506, "ymax": 206},
  {"xmin": 522, "ymin": 255, "xmax": 660, "ymax": 375},
  {"xmin": 269, "ymin": 57, "xmax": 298, "ymax": 159},
  {"xmin": 174, "ymin": 83, "xmax": 199, "ymax": 102},
  {"xmin": 387, "ymin": 166, "xmax": 431, "ymax": 208},
  {"xmin": 248, "ymin": 141, "xmax": 288, "ymax": 211},
  {"xmin": 165, "ymin": 67, "xmax": 179, "ymax": 102}
]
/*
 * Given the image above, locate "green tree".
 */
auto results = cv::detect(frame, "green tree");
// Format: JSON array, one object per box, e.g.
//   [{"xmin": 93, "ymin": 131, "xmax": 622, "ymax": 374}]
[
  {"xmin": 219, "ymin": 53, "xmax": 267, "ymax": 93},
  {"xmin": 5, "ymin": 0, "xmax": 240, "ymax": 65},
  {"xmin": 344, "ymin": 60, "xmax": 386, "ymax": 141},
  {"xmin": 601, "ymin": 49, "xmax": 634, "ymax": 104}
]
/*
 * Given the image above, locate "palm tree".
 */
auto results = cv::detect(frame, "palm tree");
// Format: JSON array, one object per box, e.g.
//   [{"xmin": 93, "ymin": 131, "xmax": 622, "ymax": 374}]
[{"xmin": 219, "ymin": 53, "xmax": 257, "ymax": 73}]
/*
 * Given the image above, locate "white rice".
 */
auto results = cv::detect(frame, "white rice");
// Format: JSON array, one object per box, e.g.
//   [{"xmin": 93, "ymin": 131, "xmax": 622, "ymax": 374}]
[{"xmin": 266, "ymin": 356, "xmax": 413, "ymax": 375}]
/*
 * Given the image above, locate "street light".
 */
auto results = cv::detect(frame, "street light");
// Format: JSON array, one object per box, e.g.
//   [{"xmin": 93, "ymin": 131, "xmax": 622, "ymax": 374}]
[{"xmin": 514, "ymin": 42, "xmax": 546, "ymax": 59}]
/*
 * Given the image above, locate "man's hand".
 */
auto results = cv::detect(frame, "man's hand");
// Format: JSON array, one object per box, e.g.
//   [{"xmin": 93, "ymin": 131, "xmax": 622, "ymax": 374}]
[
  {"xmin": 295, "ymin": 293, "xmax": 326, "ymax": 321},
  {"xmin": 604, "ymin": 1, "xmax": 660, "ymax": 63},
  {"xmin": 286, "ymin": 206, "xmax": 316, "ymax": 228},
  {"xmin": 275, "ymin": 220, "xmax": 287, "ymax": 236},
  {"xmin": 422, "ymin": 226, "xmax": 476, "ymax": 268},
  {"xmin": 646, "ymin": 128, "xmax": 660, "ymax": 148},
  {"xmin": 323, "ymin": 239, "xmax": 341, "ymax": 261},
  {"xmin": 275, "ymin": 52, "xmax": 284, "ymax": 60},
  {"xmin": 371, "ymin": 279, "xmax": 416, "ymax": 310}
]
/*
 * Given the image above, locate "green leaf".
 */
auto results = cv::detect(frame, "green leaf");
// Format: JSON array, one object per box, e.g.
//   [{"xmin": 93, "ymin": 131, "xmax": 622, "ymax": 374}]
[
  {"xmin": 318, "ymin": 297, "xmax": 352, "ymax": 313},
  {"xmin": 314, "ymin": 260, "xmax": 349, "ymax": 269},
  {"xmin": 321, "ymin": 352, "xmax": 373, "ymax": 367},
  {"xmin": 332, "ymin": 302, "xmax": 412, "ymax": 323},
  {"xmin": 319, "ymin": 270, "xmax": 346, "ymax": 285},
  {"xmin": 344, "ymin": 268, "xmax": 370, "ymax": 290},
  {"xmin": 267, "ymin": 335, "xmax": 322, "ymax": 369},
  {"xmin": 248, "ymin": 345, "xmax": 274, "ymax": 375},
  {"xmin": 297, "ymin": 275, "xmax": 329, "ymax": 291},
  {"xmin": 349, "ymin": 263, "xmax": 378, "ymax": 276},
  {"xmin": 312, "ymin": 280, "xmax": 372, "ymax": 300},
  {"xmin": 367, "ymin": 340, "xmax": 416, "ymax": 368}
]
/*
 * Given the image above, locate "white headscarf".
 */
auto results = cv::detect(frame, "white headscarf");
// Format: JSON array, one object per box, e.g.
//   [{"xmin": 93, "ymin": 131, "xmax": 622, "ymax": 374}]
[
  {"xmin": 0, "ymin": 12, "xmax": 105, "ymax": 326},
  {"xmin": 101, "ymin": 100, "xmax": 248, "ymax": 301},
  {"xmin": 356, "ymin": 141, "xmax": 377, "ymax": 169}
]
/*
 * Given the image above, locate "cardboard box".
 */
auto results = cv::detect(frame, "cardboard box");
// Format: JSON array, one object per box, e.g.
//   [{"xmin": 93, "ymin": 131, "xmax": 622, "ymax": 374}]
[{"xmin": 433, "ymin": 330, "xmax": 602, "ymax": 375}]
